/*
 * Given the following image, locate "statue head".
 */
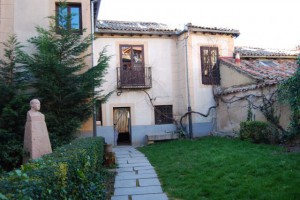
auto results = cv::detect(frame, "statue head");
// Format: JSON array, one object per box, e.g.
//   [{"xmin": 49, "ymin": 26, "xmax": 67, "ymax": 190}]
[{"xmin": 30, "ymin": 99, "xmax": 40, "ymax": 112}]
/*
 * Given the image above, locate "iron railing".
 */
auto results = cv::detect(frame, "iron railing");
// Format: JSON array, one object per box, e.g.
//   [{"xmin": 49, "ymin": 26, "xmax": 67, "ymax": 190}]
[{"xmin": 117, "ymin": 67, "xmax": 152, "ymax": 89}]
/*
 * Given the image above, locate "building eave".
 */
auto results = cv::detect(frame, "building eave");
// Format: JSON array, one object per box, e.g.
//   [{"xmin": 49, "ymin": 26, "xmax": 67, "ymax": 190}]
[
  {"xmin": 240, "ymin": 55, "xmax": 298, "ymax": 59},
  {"xmin": 95, "ymin": 29, "xmax": 178, "ymax": 36},
  {"xmin": 188, "ymin": 27, "xmax": 240, "ymax": 37}
]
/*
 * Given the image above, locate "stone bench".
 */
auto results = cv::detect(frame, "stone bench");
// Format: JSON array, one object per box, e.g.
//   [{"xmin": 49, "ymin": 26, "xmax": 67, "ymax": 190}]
[{"xmin": 146, "ymin": 133, "xmax": 179, "ymax": 144}]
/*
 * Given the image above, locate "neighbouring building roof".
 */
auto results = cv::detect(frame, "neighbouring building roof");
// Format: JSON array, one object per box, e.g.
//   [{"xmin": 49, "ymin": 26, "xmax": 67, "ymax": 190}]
[
  {"xmin": 235, "ymin": 46, "xmax": 300, "ymax": 58},
  {"xmin": 217, "ymin": 57, "xmax": 298, "ymax": 95},
  {"xmin": 96, "ymin": 20, "xmax": 178, "ymax": 35},
  {"xmin": 96, "ymin": 20, "xmax": 240, "ymax": 37},
  {"xmin": 186, "ymin": 23, "xmax": 240, "ymax": 37}
]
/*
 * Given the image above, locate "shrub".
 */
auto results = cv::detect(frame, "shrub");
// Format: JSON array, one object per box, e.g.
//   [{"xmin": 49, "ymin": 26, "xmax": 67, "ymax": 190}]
[
  {"xmin": 0, "ymin": 136, "xmax": 111, "ymax": 199},
  {"xmin": 240, "ymin": 121, "xmax": 279, "ymax": 144}
]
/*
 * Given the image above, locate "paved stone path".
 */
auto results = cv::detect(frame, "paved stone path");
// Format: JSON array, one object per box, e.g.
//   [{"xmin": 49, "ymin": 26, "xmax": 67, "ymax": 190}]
[{"xmin": 111, "ymin": 146, "xmax": 168, "ymax": 200}]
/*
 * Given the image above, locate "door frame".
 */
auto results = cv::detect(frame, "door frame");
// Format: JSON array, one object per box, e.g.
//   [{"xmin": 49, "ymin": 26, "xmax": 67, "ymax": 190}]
[{"xmin": 113, "ymin": 107, "xmax": 131, "ymax": 145}]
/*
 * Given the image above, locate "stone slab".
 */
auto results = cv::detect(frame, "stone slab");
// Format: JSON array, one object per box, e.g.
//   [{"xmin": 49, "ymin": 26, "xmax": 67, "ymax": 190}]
[
  {"xmin": 138, "ymin": 169, "xmax": 156, "ymax": 174},
  {"xmin": 114, "ymin": 151, "xmax": 131, "ymax": 155},
  {"xmin": 114, "ymin": 186, "xmax": 163, "ymax": 196},
  {"xmin": 132, "ymin": 193, "xmax": 168, "ymax": 200},
  {"xmin": 115, "ymin": 154, "xmax": 131, "ymax": 158},
  {"xmin": 127, "ymin": 159, "xmax": 150, "ymax": 164},
  {"xmin": 117, "ymin": 167, "xmax": 133, "ymax": 172},
  {"xmin": 111, "ymin": 195, "xmax": 129, "ymax": 200},
  {"xmin": 116, "ymin": 173, "xmax": 157, "ymax": 180},
  {"xmin": 130, "ymin": 153, "xmax": 146, "ymax": 157},
  {"xmin": 139, "ymin": 178, "xmax": 161, "ymax": 186},
  {"xmin": 117, "ymin": 160, "xmax": 128, "ymax": 164},
  {"xmin": 115, "ymin": 179, "xmax": 137, "ymax": 188},
  {"xmin": 134, "ymin": 166, "xmax": 154, "ymax": 171},
  {"xmin": 118, "ymin": 162, "xmax": 151, "ymax": 168},
  {"xmin": 117, "ymin": 171, "xmax": 136, "ymax": 176}
]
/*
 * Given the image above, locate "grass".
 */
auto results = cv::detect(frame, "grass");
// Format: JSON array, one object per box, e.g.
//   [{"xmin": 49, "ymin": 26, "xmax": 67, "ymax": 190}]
[{"xmin": 139, "ymin": 137, "xmax": 300, "ymax": 200}]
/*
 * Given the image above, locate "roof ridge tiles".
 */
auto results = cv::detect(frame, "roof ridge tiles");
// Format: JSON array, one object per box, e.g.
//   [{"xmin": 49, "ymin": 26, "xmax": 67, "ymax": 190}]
[{"xmin": 96, "ymin": 20, "xmax": 240, "ymax": 36}]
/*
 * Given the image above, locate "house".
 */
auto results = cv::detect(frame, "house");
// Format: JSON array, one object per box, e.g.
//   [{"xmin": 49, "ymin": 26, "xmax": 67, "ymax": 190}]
[
  {"xmin": 0, "ymin": 0, "xmax": 101, "ymax": 134},
  {"xmin": 93, "ymin": 20, "xmax": 239, "ymax": 146},
  {"xmin": 215, "ymin": 46, "xmax": 299, "ymax": 134},
  {"xmin": 3, "ymin": 1, "xmax": 297, "ymax": 146}
]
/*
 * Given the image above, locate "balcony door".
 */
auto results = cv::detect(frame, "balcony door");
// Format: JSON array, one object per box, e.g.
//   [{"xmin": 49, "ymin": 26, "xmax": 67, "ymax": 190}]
[{"xmin": 120, "ymin": 45, "xmax": 145, "ymax": 86}]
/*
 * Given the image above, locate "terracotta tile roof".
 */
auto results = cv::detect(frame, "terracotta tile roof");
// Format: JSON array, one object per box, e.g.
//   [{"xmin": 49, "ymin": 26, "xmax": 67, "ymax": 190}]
[
  {"xmin": 235, "ymin": 46, "xmax": 300, "ymax": 58},
  {"xmin": 96, "ymin": 20, "xmax": 240, "ymax": 37},
  {"xmin": 96, "ymin": 20, "xmax": 178, "ymax": 35},
  {"xmin": 186, "ymin": 23, "xmax": 240, "ymax": 37},
  {"xmin": 216, "ymin": 57, "xmax": 298, "ymax": 95}
]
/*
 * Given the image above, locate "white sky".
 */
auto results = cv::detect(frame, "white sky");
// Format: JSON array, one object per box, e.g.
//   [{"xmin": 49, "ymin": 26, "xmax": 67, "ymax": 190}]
[{"xmin": 99, "ymin": 0, "xmax": 300, "ymax": 49}]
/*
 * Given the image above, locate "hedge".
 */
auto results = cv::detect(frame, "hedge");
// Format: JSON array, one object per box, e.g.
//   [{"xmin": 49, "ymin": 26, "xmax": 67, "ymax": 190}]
[
  {"xmin": 0, "ymin": 136, "xmax": 110, "ymax": 199},
  {"xmin": 240, "ymin": 121, "xmax": 279, "ymax": 144}
]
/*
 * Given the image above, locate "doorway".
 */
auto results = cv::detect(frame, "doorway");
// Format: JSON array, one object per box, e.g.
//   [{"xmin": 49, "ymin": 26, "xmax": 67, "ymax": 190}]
[{"xmin": 113, "ymin": 107, "xmax": 131, "ymax": 145}]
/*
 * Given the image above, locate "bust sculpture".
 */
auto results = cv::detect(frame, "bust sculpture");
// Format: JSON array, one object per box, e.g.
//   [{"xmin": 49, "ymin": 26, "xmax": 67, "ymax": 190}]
[{"xmin": 23, "ymin": 99, "xmax": 52, "ymax": 163}]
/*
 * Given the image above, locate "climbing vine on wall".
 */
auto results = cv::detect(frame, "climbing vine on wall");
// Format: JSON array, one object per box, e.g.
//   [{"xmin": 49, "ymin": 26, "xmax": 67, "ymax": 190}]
[{"xmin": 278, "ymin": 56, "xmax": 300, "ymax": 139}]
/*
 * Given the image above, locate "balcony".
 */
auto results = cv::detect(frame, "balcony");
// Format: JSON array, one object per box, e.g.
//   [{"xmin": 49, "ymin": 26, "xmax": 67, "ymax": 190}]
[{"xmin": 117, "ymin": 67, "xmax": 152, "ymax": 89}]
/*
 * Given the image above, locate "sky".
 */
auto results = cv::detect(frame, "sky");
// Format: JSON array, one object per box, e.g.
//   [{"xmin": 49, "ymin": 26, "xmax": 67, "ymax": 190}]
[{"xmin": 99, "ymin": 0, "xmax": 300, "ymax": 49}]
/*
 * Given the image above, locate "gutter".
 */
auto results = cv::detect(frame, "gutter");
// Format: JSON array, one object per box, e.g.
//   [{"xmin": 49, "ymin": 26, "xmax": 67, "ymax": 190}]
[
  {"xmin": 91, "ymin": 0, "xmax": 97, "ymax": 137},
  {"xmin": 184, "ymin": 25, "xmax": 193, "ymax": 138}
]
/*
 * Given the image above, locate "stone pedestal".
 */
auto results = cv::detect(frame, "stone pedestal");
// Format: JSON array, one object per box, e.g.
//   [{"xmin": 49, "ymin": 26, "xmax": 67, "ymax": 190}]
[{"xmin": 23, "ymin": 111, "xmax": 52, "ymax": 163}]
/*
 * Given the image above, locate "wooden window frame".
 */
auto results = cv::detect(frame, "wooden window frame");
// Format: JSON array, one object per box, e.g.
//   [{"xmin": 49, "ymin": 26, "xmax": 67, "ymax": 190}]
[
  {"xmin": 154, "ymin": 105, "xmax": 173, "ymax": 125},
  {"xmin": 200, "ymin": 46, "xmax": 220, "ymax": 85},
  {"xmin": 119, "ymin": 45, "xmax": 145, "ymax": 69},
  {"xmin": 56, "ymin": 3, "xmax": 82, "ymax": 34},
  {"xmin": 119, "ymin": 45, "xmax": 147, "ymax": 87}
]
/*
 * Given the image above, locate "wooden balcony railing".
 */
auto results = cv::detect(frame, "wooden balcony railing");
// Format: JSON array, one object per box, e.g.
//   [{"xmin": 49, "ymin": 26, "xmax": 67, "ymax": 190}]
[{"xmin": 117, "ymin": 67, "xmax": 152, "ymax": 89}]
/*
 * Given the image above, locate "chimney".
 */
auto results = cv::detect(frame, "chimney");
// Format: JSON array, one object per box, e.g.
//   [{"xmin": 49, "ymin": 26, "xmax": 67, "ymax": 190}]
[{"xmin": 235, "ymin": 52, "xmax": 240, "ymax": 64}]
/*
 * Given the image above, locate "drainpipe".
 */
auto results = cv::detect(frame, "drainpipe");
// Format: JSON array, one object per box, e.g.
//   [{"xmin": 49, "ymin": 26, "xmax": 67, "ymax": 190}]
[
  {"xmin": 184, "ymin": 25, "xmax": 193, "ymax": 138},
  {"xmin": 91, "ymin": 0, "xmax": 96, "ymax": 137}
]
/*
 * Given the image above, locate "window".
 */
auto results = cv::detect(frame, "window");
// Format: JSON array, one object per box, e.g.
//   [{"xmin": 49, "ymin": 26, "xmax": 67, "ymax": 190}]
[
  {"xmin": 154, "ymin": 105, "xmax": 173, "ymax": 124},
  {"xmin": 56, "ymin": 3, "xmax": 82, "ymax": 33},
  {"xmin": 120, "ymin": 45, "xmax": 144, "ymax": 70},
  {"xmin": 96, "ymin": 100, "xmax": 102, "ymax": 126},
  {"xmin": 200, "ymin": 46, "xmax": 220, "ymax": 85},
  {"xmin": 118, "ymin": 45, "xmax": 149, "ymax": 87}
]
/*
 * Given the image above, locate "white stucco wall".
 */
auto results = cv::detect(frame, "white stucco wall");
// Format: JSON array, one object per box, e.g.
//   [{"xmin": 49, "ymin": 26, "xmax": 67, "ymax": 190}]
[
  {"xmin": 188, "ymin": 33, "xmax": 235, "ymax": 124},
  {"xmin": 94, "ymin": 35, "xmax": 180, "ymax": 127},
  {"xmin": 217, "ymin": 86, "xmax": 292, "ymax": 133},
  {"xmin": 220, "ymin": 63, "xmax": 255, "ymax": 88},
  {"xmin": 94, "ymin": 32, "xmax": 236, "ymax": 137},
  {"xmin": 14, "ymin": 0, "xmax": 50, "ymax": 46}
]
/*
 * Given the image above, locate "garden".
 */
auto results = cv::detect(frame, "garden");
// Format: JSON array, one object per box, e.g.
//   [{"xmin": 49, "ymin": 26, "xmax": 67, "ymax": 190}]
[
  {"xmin": 1, "ymin": 1, "xmax": 299, "ymax": 199},
  {"xmin": 140, "ymin": 137, "xmax": 300, "ymax": 200}
]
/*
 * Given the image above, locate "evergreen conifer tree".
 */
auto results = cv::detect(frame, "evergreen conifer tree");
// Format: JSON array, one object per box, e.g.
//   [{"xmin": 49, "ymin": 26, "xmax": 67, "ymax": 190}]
[
  {"xmin": 20, "ymin": 2, "xmax": 110, "ymax": 147},
  {"xmin": 0, "ymin": 35, "xmax": 30, "ymax": 171}
]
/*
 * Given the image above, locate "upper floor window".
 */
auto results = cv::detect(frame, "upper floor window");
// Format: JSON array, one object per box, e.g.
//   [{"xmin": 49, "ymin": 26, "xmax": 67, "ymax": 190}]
[
  {"xmin": 117, "ymin": 45, "xmax": 152, "ymax": 88},
  {"xmin": 154, "ymin": 105, "xmax": 173, "ymax": 124},
  {"xmin": 200, "ymin": 46, "xmax": 220, "ymax": 85},
  {"xmin": 120, "ymin": 45, "xmax": 144, "ymax": 70},
  {"xmin": 56, "ymin": 3, "xmax": 82, "ymax": 33}
]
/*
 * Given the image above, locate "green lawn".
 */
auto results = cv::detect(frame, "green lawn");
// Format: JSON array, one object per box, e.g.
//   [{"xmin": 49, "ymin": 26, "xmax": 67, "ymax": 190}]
[{"xmin": 139, "ymin": 137, "xmax": 300, "ymax": 200}]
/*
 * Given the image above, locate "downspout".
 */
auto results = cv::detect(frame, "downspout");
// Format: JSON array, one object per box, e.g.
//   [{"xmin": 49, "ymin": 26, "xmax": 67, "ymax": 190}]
[
  {"xmin": 91, "ymin": 0, "xmax": 96, "ymax": 137},
  {"xmin": 184, "ymin": 25, "xmax": 193, "ymax": 138}
]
